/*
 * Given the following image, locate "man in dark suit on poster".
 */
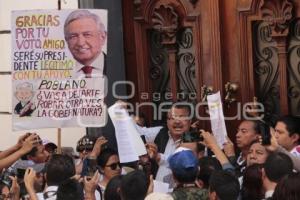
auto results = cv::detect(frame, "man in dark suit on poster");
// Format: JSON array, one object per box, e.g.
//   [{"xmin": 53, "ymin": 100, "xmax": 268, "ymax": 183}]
[
  {"xmin": 64, "ymin": 9, "xmax": 107, "ymax": 78},
  {"xmin": 64, "ymin": 9, "xmax": 118, "ymax": 148}
]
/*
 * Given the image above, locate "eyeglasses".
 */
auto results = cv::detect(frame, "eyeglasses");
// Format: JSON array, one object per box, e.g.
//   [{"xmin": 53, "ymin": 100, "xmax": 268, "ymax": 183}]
[
  {"xmin": 105, "ymin": 162, "xmax": 121, "ymax": 170},
  {"xmin": 77, "ymin": 147, "xmax": 93, "ymax": 153}
]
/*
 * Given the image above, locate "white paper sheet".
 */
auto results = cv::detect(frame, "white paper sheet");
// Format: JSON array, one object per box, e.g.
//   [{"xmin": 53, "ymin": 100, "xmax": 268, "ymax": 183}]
[
  {"xmin": 153, "ymin": 180, "xmax": 170, "ymax": 193},
  {"xmin": 108, "ymin": 103, "xmax": 147, "ymax": 163},
  {"xmin": 207, "ymin": 92, "xmax": 227, "ymax": 148}
]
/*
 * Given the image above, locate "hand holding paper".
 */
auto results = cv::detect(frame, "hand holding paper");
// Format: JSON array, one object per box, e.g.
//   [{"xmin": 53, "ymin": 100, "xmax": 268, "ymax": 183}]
[{"xmin": 108, "ymin": 103, "xmax": 147, "ymax": 163}]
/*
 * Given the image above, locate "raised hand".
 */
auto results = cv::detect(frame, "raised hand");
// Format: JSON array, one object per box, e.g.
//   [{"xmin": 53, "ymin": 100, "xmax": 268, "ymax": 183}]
[
  {"xmin": 89, "ymin": 136, "xmax": 108, "ymax": 158},
  {"xmin": 20, "ymin": 133, "xmax": 39, "ymax": 154},
  {"xmin": 9, "ymin": 176, "xmax": 20, "ymax": 200},
  {"xmin": 223, "ymin": 136, "xmax": 235, "ymax": 157},
  {"xmin": 146, "ymin": 143, "xmax": 160, "ymax": 163},
  {"xmin": 84, "ymin": 170, "xmax": 100, "ymax": 200}
]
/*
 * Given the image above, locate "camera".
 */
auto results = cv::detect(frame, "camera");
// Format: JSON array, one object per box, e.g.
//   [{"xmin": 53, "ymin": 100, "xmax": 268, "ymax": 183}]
[
  {"xmin": 181, "ymin": 130, "xmax": 203, "ymax": 143},
  {"xmin": 16, "ymin": 168, "xmax": 26, "ymax": 180},
  {"xmin": 0, "ymin": 169, "xmax": 15, "ymax": 188},
  {"xmin": 85, "ymin": 157, "xmax": 98, "ymax": 177}
]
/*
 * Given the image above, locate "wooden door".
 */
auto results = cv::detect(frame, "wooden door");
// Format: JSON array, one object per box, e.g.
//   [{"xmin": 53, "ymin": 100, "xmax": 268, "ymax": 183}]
[{"xmin": 122, "ymin": 0, "xmax": 300, "ymax": 140}]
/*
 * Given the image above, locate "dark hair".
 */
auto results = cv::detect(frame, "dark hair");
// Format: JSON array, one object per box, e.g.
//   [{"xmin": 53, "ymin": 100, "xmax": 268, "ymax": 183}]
[
  {"xmin": 45, "ymin": 154, "xmax": 75, "ymax": 186},
  {"xmin": 246, "ymin": 120, "xmax": 263, "ymax": 135},
  {"xmin": 264, "ymin": 152, "xmax": 293, "ymax": 183},
  {"xmin": 209, "ymin": 171, "xmax": 240, "ymax": 200},
  {"xmin": 241, "ymin": 164, "xmax": 264, "ymax": 200},
  {"xmin": 172, "ymin": 166, "xmax": 198, "ymax": 184},
  {"xmin": 45, "ymin": 143, "xmax": 57, "ymax": 154},
  {"xmin": 104, "ymin": 175, "xmax": 123, "ymax": 200},
  {"xmin": 198, "ymin": 157, "xmax": 222, "ymax": 189},
  {"xmin": 120, "ymin": 170, "xmax": 148, "ymax": 200},
  {"xmin": 21, "ymin": 146, "xmax": 38, "ymax": 160},
  {"xmin": 56, "ymin": 179, "xmax": 83, "ymax": 200},
  {"xmin": 197, "ymin": 143, "xmax": 206, "ymax": 152},
  {"xmin": 97, "ymin": 148, "xmax": 118, "ymax": 168},
  {"xmin": 272, "ymin": 172, "xmax": 300, "ymax": 200},
  {"xmin": 172, "ymin": 102, "xmax": 193, "ymax": 117},
  {"xmin": 277, "ymin": 115, "xmax": 300, "ymax": 143}
]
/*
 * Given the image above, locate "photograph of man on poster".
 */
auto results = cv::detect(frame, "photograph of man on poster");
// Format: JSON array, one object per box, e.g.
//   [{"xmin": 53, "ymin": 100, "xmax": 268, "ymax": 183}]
[{"xmin": 64, "ymin": 10, "xmax": 107, "ymax": 78}]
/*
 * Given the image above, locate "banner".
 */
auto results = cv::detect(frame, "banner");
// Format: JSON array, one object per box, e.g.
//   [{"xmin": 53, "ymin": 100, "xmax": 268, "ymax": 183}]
[{"xmin": 11, "ymin": 9, "xmax": 108, "ymax": 130}]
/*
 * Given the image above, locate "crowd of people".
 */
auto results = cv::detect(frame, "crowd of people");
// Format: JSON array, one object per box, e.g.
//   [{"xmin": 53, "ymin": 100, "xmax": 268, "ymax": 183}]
[{"xmin": 1, "ymin": 103, "xmax": 300, "ymax": 200}]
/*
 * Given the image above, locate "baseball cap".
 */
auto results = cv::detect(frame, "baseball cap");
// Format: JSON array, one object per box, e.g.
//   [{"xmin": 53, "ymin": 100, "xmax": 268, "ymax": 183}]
[
  {"xmin": 76, "ymin": 135, "xmax": 95, "ymax": 152},
  {"xmin": 168, "ymin": 150, "xmax": 198, "ymax": 174}
]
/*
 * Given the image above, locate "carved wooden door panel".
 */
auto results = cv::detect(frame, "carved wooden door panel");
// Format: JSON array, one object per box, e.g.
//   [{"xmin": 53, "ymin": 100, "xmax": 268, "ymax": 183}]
[
  {"xmin": 122, "ymin": 0, "xmax": 300, "ymax": 139},
  {"xmin": 235, "ymin": 0, "xmax": 300, "ymax": 125},
  {"xmin": 123, "ymin": 0, "xmax": 222, "ymax": 128}
]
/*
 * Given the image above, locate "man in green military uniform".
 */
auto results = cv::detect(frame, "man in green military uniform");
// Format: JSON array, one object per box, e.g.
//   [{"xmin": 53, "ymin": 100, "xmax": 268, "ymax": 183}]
[{"xmin": 169, "ymin": 148, "xmax": 208, "ymax": 200}]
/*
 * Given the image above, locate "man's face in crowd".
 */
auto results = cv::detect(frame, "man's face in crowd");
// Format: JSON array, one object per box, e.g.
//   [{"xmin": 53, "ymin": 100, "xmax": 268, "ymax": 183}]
[
  {"xmin": 101, "ymin": 155, "xmax": 121, "ymax": 180},
  {"xmin": 275, "ymin": 121, "xmax": 299, "ymax": 151},
  {"xmin": 167, "ymin": 107, "xmax": 191, "ymax": 140},
  {"xmin": 246, "ymin": 142, "xmax": 268, "ymax": 166},
  {"xmin": 15, "ymin": 88, "xmax": 33, "ymax": 103},
  {"xmin": 65, "ymin": 17, "xmax": 106, "ymax": 66},
  {"xmin": 236, "ymin": 121, "xmax": 259, "ymax": 150},
  {"xmin": 29, "ymin": 145, "xmax": 50, "ymax": 164},
  {"xmin": 79, "ymin": 149, "xmax": 92, "ymax": 159}
]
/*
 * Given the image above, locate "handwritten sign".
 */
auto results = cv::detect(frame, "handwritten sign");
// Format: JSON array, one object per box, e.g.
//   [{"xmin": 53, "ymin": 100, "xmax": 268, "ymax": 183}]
[{"xmin": 11, "ymin": 9, "xmax": 108, "ymax": 130}]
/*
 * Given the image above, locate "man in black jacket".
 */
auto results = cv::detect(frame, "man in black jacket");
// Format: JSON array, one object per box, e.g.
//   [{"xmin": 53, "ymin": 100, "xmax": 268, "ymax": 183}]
[{"xmin": 137, "ymin": 103, "xmax": 193, "ymax": 182}]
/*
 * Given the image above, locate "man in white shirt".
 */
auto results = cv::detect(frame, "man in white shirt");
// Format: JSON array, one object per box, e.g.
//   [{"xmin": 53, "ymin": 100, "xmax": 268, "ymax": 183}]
[
  {"xmin": 275, "ymin": 115, "xmax": 300, "ymax": 157},
  {"xmin": 137, "ymin": 103, "xmax": 192, "ymax": 182}
]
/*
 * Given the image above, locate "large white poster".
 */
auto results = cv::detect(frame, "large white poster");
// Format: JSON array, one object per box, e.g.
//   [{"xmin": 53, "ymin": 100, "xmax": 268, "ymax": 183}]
[{"xmin": 11, "ymin": 9, "xmax": 108, "ymax": 130}]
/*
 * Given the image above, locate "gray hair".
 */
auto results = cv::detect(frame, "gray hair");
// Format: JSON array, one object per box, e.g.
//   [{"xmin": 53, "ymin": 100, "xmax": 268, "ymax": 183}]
[
  {"xmin": 64, "ymin": 9, "xmax": 106, "ymax": 37},
  {"xmin": 16, "ymin": 82, "xmax": 33, "ymax": 91}
]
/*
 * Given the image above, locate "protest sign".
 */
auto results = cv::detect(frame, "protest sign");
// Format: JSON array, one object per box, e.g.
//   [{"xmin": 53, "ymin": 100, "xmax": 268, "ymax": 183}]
[{"xmin": 11, "ymin": 9, "xmax": 108, "ymax": 130}]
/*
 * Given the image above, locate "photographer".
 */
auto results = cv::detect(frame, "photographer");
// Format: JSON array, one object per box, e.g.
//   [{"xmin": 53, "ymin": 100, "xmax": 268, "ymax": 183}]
[
  {"xmin": 78, "ymin": 136, "xmax": 108, "ymax": 176},
  {"xmin": 0, "ymin": 175, "xmax": 20, "ymax": 200},
  {"xmin": 0, "ymin": 133, "xmax": 39, "ymax": 171}
]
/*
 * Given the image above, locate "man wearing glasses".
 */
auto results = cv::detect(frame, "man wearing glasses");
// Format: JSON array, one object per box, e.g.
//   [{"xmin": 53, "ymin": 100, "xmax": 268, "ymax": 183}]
[{"xmin": 136, "ymin": 103, "xmax": 193, "ymax": 182}]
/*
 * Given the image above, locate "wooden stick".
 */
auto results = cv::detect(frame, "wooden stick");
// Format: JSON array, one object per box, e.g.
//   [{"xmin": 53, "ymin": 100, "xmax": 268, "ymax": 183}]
[
  {"xmin": 58, "ymin": 0, "xmax": 61, "ymax": 10},
  {"xmin": 56, "ymin": 0, "xmax": 62, "ymax": 155},
  {"xmin": 57, "ymin": 128, "xmax": 62, "ymax": 154}
]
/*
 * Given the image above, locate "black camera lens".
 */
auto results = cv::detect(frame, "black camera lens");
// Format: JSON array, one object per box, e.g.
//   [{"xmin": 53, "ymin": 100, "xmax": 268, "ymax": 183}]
[{"xmin": 0, "ymin": 169, "xmax": 15, "ymax": 188}]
